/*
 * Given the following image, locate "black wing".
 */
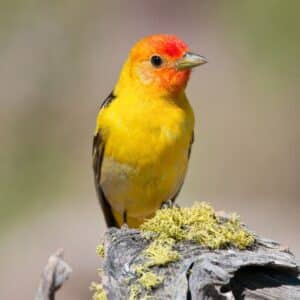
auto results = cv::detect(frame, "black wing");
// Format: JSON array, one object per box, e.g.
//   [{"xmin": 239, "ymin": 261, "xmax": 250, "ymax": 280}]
[
  {"xmin": 188, "ymin": 130, "xmax": 194, "ymax": 160},
  {"xmin": 92, "ymin": 92, "xmax": 117, "ymax": 227},
  {"xmin": 170, "ymin": 131, "xmax": 194, "ymax": 203}
]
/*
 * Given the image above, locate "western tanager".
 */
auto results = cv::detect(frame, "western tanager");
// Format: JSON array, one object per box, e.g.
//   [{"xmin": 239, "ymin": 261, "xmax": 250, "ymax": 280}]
[{"xmin": 93, "ymin": 34, "xmax": 207, "ymax": 228}]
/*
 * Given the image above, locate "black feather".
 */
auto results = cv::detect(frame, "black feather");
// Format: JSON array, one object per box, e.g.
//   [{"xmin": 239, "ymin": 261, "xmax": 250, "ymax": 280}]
[{"xmin": 92, "ymin": 92, "xmax": 118, "ymax": 227}]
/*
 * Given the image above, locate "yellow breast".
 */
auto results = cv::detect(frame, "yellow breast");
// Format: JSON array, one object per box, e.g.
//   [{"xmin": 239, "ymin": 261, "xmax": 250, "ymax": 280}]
[{"xmin": 96, "ymin": 91, "xmax": 194, "ymax": 227}]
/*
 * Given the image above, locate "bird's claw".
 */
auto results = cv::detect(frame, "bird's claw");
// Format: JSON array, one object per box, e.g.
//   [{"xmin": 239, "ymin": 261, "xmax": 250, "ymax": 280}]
[{"xmin": 160, "ymin": 200, "xmax": 179, "ymax": 209}]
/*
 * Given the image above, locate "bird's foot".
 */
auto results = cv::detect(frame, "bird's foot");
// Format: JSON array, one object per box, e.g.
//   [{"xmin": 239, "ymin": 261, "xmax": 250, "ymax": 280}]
[
  {"xmin": 160, "ymin": 200, "xmax": 179, "ymax": 209},
  {"xmin": 121, "ymin": 223, "xmax": 129, "ymax": 230}
]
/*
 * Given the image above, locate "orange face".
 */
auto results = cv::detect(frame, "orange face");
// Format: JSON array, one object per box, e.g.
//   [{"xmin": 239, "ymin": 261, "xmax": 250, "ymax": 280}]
[{"xmin": 128, "ymin": 35, "xmax": 192, "ymax": 96}]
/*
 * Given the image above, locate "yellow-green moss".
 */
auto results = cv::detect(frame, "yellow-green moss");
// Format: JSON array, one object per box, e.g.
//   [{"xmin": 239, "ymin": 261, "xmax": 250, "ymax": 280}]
[
  {"xmin": 138, "ymin": 270, "xmax": 163, "ymax": 290},
  {"xmin": 91, "ymin": 244, "xmax": 106, "ymax": 299},
  {"xmin": 90, "ymin": 282, "xmax": 107, "ymax": 300},
  {"xmin": 130, "ymin": 265, "xmax": 163, "ymax": 299},
  {"xmin": 140, "ymin": 202, "xmax": 255, "ymax": 250},
  {"xmin": 132, "ymin": 264, "xmax": 148, "ymax": 276},
  {"xmin": 96, "ymin": 243, "xmax": 105, "ymax": 258},
  {"xmin": 143, "ymin": 238, "xmax": 180, "ymax": 267},
  {"xmin": 129, "ymin": 284, "xmax": 141, "ymax": 300},
  {"xmin": 129, "ymin": 284, "xmax": 154, "ymax": 300}
]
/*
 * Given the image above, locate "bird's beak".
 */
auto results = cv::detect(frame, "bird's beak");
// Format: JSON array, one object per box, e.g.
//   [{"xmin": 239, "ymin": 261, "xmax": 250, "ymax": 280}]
[{"xmin": 176, "ymin": 52, "xmax": 207, "ymax": 70}]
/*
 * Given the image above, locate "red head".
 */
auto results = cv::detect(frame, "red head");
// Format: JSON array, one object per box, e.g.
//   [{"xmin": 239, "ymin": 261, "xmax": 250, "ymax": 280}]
[{"xmin": 118, "ymin": 34, "xmax": 207, "ymax": 97}]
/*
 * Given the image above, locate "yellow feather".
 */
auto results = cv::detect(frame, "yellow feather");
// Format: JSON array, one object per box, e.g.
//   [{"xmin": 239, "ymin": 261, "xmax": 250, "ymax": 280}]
[{"xmin": 96, "ymin": 86, "xmax": 194, "ymax": 227}]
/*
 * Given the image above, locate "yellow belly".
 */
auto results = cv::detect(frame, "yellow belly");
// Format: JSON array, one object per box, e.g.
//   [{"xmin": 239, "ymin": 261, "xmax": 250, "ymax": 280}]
[{"xmin": 101, "ymin": 145, "xmax": 188, "ymax": 227}]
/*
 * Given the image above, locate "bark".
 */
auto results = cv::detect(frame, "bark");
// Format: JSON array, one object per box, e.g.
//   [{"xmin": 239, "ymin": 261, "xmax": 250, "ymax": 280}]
[
  {"xmin": 35, "ymin": 249, "xmax": 72, "ymax": 300},
  {"xmin": 101, "ymin": 227, "xmax": 300, "ymax": 299},
  {"xmin": 35, "ymin": 225, "xmax": 300, "ymax": 299}
]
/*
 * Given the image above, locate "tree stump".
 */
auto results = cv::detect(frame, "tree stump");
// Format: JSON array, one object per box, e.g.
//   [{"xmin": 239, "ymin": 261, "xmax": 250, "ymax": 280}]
[
  {"xmin": 35, "ymin": 207, "xmax": 300, "ymax": 300},
  {"xmin": 100, "ymin": 227, "xmax": 300, "ymax": 299}
]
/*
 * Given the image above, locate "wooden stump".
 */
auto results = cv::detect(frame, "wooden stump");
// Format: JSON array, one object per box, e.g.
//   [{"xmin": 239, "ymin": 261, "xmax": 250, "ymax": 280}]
[
  {"xmin": 100, "ymin": 227, "xmax": 300, "ymax": 299},
  {"xmin": 35, "ymin": 220, "xmax": 300, "ymax": 299}
]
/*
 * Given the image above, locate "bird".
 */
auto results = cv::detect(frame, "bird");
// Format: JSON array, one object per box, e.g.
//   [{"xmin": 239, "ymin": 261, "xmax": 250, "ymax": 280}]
[{"xmin": 93, "ymin": 34, "xmax": 207, "ymax": 228}]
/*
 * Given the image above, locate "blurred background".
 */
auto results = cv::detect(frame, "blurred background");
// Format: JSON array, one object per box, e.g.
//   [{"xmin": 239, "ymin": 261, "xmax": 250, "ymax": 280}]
[{"xmin": 0, "ymin": 0, "xmax": 299, "ymax": 299}]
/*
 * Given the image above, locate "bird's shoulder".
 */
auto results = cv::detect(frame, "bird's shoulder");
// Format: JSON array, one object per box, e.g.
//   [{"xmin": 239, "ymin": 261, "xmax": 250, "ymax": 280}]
[{"xmin": 99, "ymin": 91, "xmax": 116, "ymax": 110}]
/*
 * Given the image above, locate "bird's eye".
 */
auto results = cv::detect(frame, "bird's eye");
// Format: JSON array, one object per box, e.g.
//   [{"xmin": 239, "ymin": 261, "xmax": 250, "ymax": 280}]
[{"xmin": 150, "ymin": 55, "xmax": 163, "ymax": 67}]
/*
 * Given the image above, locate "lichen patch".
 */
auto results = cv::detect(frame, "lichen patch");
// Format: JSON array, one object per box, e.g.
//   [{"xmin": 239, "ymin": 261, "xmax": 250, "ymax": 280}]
[{"xmin": 140, "ymin": 202, "xmax": 255, "ymax": 250}]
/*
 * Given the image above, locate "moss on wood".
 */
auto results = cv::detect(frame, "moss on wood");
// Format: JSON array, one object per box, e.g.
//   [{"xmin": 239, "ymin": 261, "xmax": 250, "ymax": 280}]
[{"xmin": 140, "ymin": 202, "xmax": 255, "ymax": 249}]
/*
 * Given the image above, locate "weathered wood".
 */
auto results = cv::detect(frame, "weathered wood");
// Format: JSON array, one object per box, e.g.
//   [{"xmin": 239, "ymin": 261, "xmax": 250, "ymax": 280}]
[
  {"xmin": 35, "ymin": 249, "xmax": 72, "ymax": 300},
  {"xmin": 100, "ymin": 228, "xmax": 300, "ymax": 299}
]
